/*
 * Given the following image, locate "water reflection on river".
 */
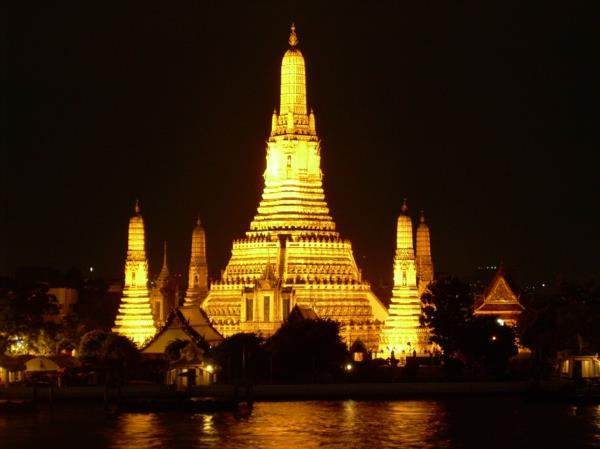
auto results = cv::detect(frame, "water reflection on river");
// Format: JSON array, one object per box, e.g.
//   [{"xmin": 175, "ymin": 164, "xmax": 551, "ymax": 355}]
[{"xmin": 1, "ymin": 398, "xmax": 599, "ymax": 448}]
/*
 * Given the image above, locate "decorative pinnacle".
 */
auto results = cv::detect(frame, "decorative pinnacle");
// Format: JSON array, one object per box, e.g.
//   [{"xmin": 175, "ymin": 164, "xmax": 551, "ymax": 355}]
[
  {"xmin": 401, "ymin": 198, "xmax": 408, "ymax": 214},
  {"xmin": 420, "ymin": 209, "xmax": 425, "ymax": 223},
  {"xmin": 196, "ymin": 215, "xmax": 202, "ymax": 226},
  {"xmin": 162, "ymin": 240, "xmax": 168, "ymax": 264},
  {"xmin": 134, "ymin": 199, "xmax": 141, "ymax": 214},
  {"xmin": 288, "ymin": 22, "xmax": 298, "ymax": 47}
]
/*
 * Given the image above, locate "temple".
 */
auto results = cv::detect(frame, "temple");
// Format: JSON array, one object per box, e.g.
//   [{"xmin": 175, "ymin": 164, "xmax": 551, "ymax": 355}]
[
  {"xmin": 201, "ymin": 24, "xmax": 388, "ymax": 350},
  {"xmin": 113, "ymin": 201, "xmax": 156, "ymax": 346},
  {"xmin": 111, "ymin": 25, "xmax": 436, "ymax": 358}
]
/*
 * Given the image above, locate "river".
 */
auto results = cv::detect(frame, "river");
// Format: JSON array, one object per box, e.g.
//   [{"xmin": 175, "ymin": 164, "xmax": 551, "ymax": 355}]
[{"xmin": 1, "ymin": 398, "xmax": 599, "ymax": 448}]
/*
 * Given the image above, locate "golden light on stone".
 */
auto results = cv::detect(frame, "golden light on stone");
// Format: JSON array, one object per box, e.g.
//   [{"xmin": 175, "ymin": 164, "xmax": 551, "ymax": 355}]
[
  {"xmin": 113, "ymin": 200, "xmax": 156, "ymax": 346},
  {"xmin": 416, "ymin": 210, "xmax": 434, "ymax": 295},
  {"xmin": 379, "ymin": 199, "xmax": 432, "ymax": 358},
  {"xmin": 201, "ymin": 24, "xmax": 388, "ymax": 351}
]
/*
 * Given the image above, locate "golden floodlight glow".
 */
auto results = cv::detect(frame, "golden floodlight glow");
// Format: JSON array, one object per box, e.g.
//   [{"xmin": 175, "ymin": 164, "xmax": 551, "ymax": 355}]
[
  {"xmin": 379, "ymin": 200, "xmax": 425, "ymax": 358},
  {"xmin": 201, "ymin": 24, "xmax": 388, "ymax": 351},
  {"xmin": 416, "ymin": 210, "xmax": 434, "ymax": 295},
  {"xmin": 112, "ymin": 200, "xmax": 156, "ymax": 346}
]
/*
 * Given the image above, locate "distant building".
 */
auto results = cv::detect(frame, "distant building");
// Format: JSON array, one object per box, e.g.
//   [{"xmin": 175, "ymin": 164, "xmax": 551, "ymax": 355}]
[
  {"xmin": 0, "ymin": 356, "xmax": 26, "ymax": 386},
  {"xmin": 473, "ymin": 267, "xmax": 525, "ymax": 326},
  {"xmin": 48, "ymin": 287, "xmax": 78, "ymax": 320},
  {"xmin": 558, "ymin": 352, "xmax": 600, "ymax": 379},
  {"xmin": 143, "ymin": 308, "xmax": 222, "ymax": 355}
]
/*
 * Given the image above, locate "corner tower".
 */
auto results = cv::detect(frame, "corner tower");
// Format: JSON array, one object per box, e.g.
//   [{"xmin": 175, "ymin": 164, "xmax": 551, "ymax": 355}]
[
  {"xmin": 113, "ymin": 200, "xmax": 156, "ymax": 345},
  {"xmin": 184, "ymin": 217, "xmax": 209, "ymax": 306},
  {"xmin": 380, "ymin": 200, "xmax": 423, "ymax": 358},
  {"xmin": 416, "ymin": 210, "xmax": 434, "ymax": 294},
  {"xmin": 202, "ymin": 25, "xmax": 387, "ymax": 350},
  {"xmin": 150, "ymin": 241, "xmax": 176, "ymax": 327}
]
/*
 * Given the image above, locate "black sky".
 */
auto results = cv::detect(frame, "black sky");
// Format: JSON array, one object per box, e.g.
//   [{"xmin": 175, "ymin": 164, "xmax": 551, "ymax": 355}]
[{"xmin": 3, "ymin": 1, "xmax": 598, "ymax": 288}]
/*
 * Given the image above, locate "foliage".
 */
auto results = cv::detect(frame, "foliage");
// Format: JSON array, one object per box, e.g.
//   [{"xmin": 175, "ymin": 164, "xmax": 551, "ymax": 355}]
[
  {"xmin": 78, "ymin": 330, "xmax": 140, "ymax": 386},
  {"xmin": 422, "ymin": 277, "xmax": 517, "ymax": 376},
  {"xmin": 421, "ymin": 277, "xmax": 474, "ymax": 359},
  {"xmin": 79, "ymin": 330, "xmax": 111, "ymax": 362},
  {"xmin": 73, "ymin": 278, "xmax": 121, "ymax": 331},
  {"xmin": 518, "ymin": 279, "xmax": 600, "ymax": 376},
  {"xmin": 265, "ymin": 318, "xmax": 348, "ymax": 383},
  {"xmin": 0, "ymin": 281, "xmax": 60, "ymax": 355},
  {"xmin": 461, "ymin": 316, "xmax": 517, "ymax": 376},
  {"xmin": 210, "ymin": 333, "xmax": 266, "ymax": 383},
  {"xmin": 78, "ymin": 330, "xmax": 139, "ymax": 381}
]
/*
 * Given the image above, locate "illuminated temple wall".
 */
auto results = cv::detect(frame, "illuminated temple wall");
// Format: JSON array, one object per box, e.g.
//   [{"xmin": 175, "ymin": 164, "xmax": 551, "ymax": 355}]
[
  {"xmin": 113, "ymin": 201, "xmax": 156, "ymax": 346},
  {"xmin": 201, "ymin": 25, "xmax": 388, "ymax": 350}
]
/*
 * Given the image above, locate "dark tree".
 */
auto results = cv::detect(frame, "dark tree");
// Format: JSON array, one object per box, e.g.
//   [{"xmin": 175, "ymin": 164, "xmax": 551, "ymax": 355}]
[
  {"xmin": 421, "ymin": 277, "xmax": 474, "ymax": 359},
  {"xmin": 421, "ymin": 277, "xmax": 517, "ymax": 376},
  {"xmin": 0, "ymin": 281, "xmax": 59, "ymax": 354},
  {"xmin": 265, "ymin": 318, "xmax": 348, "ymax": 383},
  {"xmin": 210, "ymin": 333, "xmax": 265, "ymax": 383},
  {"xmin": 79, "ymin": 330, "xmax": 139, "ymax": 385},
  {"xmin": 519, "ymin": 279, "xmax": 600, "ymax": 377},
  {"xmin": 461, "ymin": 316, "xmax": 517, "ymax": 377},
  {"xmin": 73, "ymin": 278, "xmax": 121, "ymax": 331}
]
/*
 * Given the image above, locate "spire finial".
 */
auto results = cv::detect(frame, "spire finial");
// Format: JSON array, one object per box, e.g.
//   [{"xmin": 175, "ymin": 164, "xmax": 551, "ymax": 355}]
[
  {"xmin": 420, "ymin": 209, "xmax": 425, "ymax": 223},
  {"xmin": 134, "ymin": 199, "xmax": 141, "ymax": 214},
  {"xmin": 401, "ymin": 198, "xmax": 408, "ymax": 214},
  {"xmin": 163, "ymin": 240, "xmax": 168, "ymax": 265},
  {"xmin": 288, "ymin": 22, "xmax": 298, "ymax": 47},
  {"xmin": 196, "ymin": 215, "xmax": 202, "ymax": 226}
]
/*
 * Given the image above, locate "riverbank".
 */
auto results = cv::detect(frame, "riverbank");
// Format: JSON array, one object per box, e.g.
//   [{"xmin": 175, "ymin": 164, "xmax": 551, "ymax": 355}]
[
  {"xmin": 0, "ymin": 380, "xmax": 580, "ymax": 403},
  {"xmin": 194, "ymin": 380, "xmax": 573, "ymax": 401}
]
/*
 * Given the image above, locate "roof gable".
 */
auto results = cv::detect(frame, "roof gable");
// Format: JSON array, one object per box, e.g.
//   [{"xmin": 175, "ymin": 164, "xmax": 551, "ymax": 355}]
[
  {"xmin": 142, "ymin": 307, "xmax": 222, "ymax": 354},
  {"xmin": 475, "ymin": 270, "xmax": 524, "ymax": 315}
]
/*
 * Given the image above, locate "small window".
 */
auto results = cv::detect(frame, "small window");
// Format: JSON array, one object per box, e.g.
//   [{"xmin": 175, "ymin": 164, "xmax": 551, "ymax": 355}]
[
  {"xmin": 282, "ymin": 298, "xmax": 290, "ymax": 320},
  {"xmin": 264, "ymin": 296, "xmax": 270, "ymax": 321},
  {"xmin": 286, "ymin": 155, "xmax": 292, "ymax": 170},
  {"xmin": 246, "ymin": 298, "xmax": 253, "ymax": 321}
]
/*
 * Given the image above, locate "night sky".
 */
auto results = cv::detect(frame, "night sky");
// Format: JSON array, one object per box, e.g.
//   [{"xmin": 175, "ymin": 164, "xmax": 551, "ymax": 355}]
[{"xmin": 3, "ymin": 2, "xmax": 598, "ymax": 288}]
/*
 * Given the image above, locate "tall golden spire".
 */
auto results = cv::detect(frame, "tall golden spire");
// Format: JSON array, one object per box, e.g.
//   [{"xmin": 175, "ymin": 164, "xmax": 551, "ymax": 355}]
[
  {"xmin": 380, "ymin": 199, "xmax": 422, "ymax": 358},
  {"xmin": 254, "ymin": 22, "xmax": 329, "ymax": 232},
  {"xmin": 279, "ymin": 23, "xmax": 307, "ymax": 117},
  {"xmin": 184, "ymin": 216, "xmax": 209, "ymax": 306},
  {"xmin": 113, "ymin": 200, "xmax": 156, "ymax": 346},
  {"xmin": 396, "ymin": 199, "xmax": 414, "ymax": 255},
  {"xmin": 416, "ymin": 210, "xmax": 434, "ymax": 294},
  {"xmin": 157, "ymin": 240, "xmax": 170, "ymax": 281}
]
